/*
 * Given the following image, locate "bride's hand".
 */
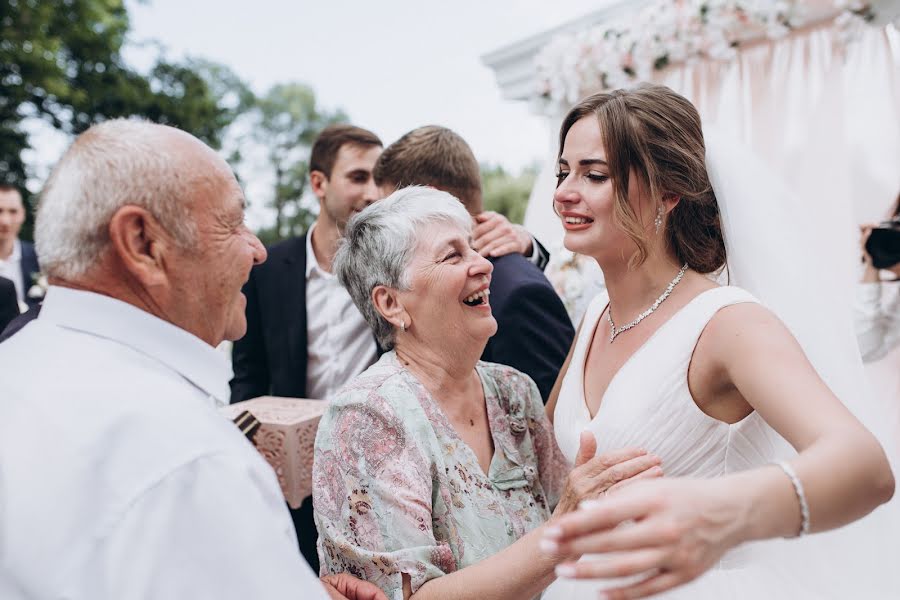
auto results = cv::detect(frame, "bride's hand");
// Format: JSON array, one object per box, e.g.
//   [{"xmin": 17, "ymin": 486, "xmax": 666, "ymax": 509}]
[
  {"xmin": 553, "ymin": 431, "xmax": 663, "ymax": 516},
  {"xmin": 544, "ymin": 478, "xmax": 747, "ymax": 599}
]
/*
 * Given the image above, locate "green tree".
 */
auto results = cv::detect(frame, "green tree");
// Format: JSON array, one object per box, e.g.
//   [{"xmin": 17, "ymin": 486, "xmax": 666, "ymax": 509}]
[
  {"xmin": 1, "ymin": 0, "xmax": 245, "ymax": 237},
  {"xmin": 481, "ymin": 163, "xmax": 537, "ymax": 224},
  {"xmin": 250, "ymin": 82, "xmax": 346, "ymax": 243}
]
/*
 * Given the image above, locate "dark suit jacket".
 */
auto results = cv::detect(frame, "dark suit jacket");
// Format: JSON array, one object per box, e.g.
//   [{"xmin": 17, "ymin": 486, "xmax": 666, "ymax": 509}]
[
  {"xmin": 231, "ymin": 236, "xmax": 311, "ymax": 403},
  {"xmin": 0, "ymin": 277, "xmax": 18, "ymax": 334},
  {"xmin": 231, "ymin": 235, "xmax": 574, "ymax": 404},
  {"xmin": 0, "ymin": 304, "xmax": 40, "ymax": 344},
  {"xmin": 482, "ymin": 253, "xmax": 574, "ymax": 401},
  {"xmin": 19, "ymin": 241, "xmax": 41, "ymax": 309}
]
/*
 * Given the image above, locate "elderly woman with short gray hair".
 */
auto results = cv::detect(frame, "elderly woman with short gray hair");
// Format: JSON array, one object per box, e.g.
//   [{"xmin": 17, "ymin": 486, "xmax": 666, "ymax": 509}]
[{"xmin": 312, "ymin": 187, "xmax": 661, "ymax": 600}]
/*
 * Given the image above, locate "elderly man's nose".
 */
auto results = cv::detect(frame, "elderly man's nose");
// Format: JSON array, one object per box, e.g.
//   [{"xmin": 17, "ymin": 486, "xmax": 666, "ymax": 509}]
[{"xmin": 248, "ymin": 231, "xmax": 267, "ymax": 265}]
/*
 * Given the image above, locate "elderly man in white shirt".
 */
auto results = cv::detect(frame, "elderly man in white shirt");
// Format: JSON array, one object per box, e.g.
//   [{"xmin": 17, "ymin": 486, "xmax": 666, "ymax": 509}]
[{"xmin": 0, "ymin": 120, "xmax": 386, "ymax": 600}]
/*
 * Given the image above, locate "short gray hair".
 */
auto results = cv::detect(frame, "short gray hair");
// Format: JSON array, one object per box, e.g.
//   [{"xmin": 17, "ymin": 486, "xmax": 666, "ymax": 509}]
[
  {"xmin": 334, "ymin": 186, "xmax": 472, "ymax": 349},
  {"xmin": 35, "ymin": 119, "xmax": 198, "ymax": 279}
]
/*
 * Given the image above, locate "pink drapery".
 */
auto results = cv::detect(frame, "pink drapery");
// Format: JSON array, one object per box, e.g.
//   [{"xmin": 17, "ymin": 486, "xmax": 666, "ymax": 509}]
[{"xmin": 526, "ymin": 22, "xmax": 900, "ymax": 255}]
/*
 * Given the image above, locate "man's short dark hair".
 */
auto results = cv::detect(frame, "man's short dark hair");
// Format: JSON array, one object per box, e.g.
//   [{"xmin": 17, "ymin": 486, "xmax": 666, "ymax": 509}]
[
  {"xmin": 373, "ymin": 126, "xmax": 483, "ymax": 213},
  {"xmin": 309, "ymin": 124, "xmax": 382, "ymax": 178},
  {"xmin": 0, "ymin": 184, "xmax": 21, "ymax": 195}
]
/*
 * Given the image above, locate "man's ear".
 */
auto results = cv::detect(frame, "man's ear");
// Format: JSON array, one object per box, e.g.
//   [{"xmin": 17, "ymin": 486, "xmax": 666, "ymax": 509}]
[
  {"xmin": 310, "ymin": 170, "xmax": 328, "ymax": 201},
  {"xmin": 372, "ymin": 285, "xmax": 408, "ymax": 329},
  {"xmin": 107, "ymin": 205, "xmax": 170, "ymax": 288}
]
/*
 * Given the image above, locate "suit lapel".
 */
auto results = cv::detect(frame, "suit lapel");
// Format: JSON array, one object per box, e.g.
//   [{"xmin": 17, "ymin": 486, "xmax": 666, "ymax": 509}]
[
  {"xmin": 19, "ymin": 242, "xmax": 40, "ymax": 307},
  {"xmin": 279, "ymin": 238, "xmax": 308, "ymax": 394}
]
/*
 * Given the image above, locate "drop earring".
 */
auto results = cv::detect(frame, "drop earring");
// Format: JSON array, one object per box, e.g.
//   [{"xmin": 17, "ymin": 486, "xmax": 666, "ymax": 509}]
[{"xmin": 654, "ymin": 205, "xmax": 664, "ymax": 233}]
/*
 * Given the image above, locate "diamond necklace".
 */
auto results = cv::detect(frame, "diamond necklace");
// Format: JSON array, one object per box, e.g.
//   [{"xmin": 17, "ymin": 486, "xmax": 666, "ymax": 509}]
[{"xmin": 607, "ymin": 263, "xmax": 689, "ymax": 343}]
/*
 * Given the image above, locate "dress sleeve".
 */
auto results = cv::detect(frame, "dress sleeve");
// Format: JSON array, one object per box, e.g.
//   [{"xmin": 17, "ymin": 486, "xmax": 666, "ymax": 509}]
[{"xmin": 313, "ymin": 385, "xmax": 456, "ymax": 600}]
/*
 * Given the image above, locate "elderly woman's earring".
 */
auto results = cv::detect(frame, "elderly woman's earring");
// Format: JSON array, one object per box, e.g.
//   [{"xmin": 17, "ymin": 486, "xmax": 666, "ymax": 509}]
[
  {"xmin": 654, "ymin": 205, "xmax": 665, "ymax": 233},
  {"xmin": 400, "ymin": 321, "xmax": 406, "ymax": 332}
]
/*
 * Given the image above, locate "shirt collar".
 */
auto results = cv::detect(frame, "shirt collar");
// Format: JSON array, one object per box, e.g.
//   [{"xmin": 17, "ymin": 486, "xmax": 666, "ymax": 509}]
[
  {"xmin": 305, "ymin": 223, "xmax": 332, "ymax": 280},
  {"xmin": 39, "ymin": 286, "xmax": 233, "ymax": 403},
  {"xmin": 3, "ymin": 239, "xmax": 21, "ymax": 263}
]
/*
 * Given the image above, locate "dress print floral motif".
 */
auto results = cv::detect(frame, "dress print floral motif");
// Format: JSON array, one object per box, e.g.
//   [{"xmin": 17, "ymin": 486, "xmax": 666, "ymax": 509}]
[{"xmin": 313, "ymin": 351, "xmax": 566, "ymax": 599}]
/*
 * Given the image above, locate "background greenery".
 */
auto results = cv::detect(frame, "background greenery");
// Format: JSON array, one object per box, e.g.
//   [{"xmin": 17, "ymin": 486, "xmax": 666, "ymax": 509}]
[{"xmin": 2, "ymin": 0, "xmax": 534, "ymax": 243}]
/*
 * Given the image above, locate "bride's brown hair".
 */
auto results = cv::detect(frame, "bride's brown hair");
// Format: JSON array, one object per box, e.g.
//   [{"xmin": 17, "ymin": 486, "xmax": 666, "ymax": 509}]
[{"xmin": 558, "ymin": 84, "xmax": 726, "ymax": 273}]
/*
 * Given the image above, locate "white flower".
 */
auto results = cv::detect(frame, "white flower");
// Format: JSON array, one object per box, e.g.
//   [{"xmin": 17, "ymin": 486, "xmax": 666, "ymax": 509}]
[
  {"xmin": 533, "ymin": 0, "xmax": 881, "ymax": 108},
  {"xmin": 27, "ymin": 273, "xmax": 48, "ymax": 299}
]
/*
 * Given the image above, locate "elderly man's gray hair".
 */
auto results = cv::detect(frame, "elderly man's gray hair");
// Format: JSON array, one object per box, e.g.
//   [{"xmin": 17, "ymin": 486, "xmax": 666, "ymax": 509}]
[
  {"xmin": 35, "ymin": 119, "xmax": 198, "ymax": 279},
  {"xmin": 334, "ymin": 186, "xmax": 472, "ymax": 350}
]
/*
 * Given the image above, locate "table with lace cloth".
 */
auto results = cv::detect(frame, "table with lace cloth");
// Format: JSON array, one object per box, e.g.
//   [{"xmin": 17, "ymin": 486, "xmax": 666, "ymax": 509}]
[{"xmin": 221, "ymin": 396, "xmax": 326, "ymax": 509}]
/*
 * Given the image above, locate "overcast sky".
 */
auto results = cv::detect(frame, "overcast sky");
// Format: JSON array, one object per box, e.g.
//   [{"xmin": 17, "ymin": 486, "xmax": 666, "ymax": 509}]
[
  {"xmin": 23, "ymin": 0, "xmax": 612, "ymax": 227},
  {"xmin": 125, "ymin": 0, "xmax": 609, "ymax": 170}
]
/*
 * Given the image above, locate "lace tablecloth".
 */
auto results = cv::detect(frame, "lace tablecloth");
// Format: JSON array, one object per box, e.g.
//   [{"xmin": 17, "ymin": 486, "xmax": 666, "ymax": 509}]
[{"xmin": 221, "ymin": 396, "xmax": 326, "ymax": 508}]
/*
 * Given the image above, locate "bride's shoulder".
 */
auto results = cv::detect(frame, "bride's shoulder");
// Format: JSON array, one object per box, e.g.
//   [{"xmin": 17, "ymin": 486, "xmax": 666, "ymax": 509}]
[{"xmin": 700, "ymin": 291, "xmax": 795, "ymax": 354}]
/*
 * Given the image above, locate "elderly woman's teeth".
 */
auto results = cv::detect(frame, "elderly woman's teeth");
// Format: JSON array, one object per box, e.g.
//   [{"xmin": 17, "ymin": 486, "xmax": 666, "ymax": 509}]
[{"xmin": 463, "ymin": 289, "xmax": 490, "ymax": 306}]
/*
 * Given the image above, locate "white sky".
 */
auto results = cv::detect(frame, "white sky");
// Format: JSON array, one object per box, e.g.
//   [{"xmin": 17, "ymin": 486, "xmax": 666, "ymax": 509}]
[
  {"xmin": 24, "ymin": 0, "xmax": 611, "ymax": 227},
  {"xmin": 124, "ymin": 0, "xmax": 608, "ymax": 169}
]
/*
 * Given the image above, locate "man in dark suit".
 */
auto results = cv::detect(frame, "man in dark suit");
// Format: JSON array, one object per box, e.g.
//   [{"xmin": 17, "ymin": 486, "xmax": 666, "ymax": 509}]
[
  {"xmin": 0, "ymin": 276, "xmax": 18, "ymax": 334},
  {"xmin": 0, "ymin": 185, "xmax": 41, "ymax": 310},
  {"xmin": 373, "ymin": 125, "xmax": 574, "ymax": 402}
]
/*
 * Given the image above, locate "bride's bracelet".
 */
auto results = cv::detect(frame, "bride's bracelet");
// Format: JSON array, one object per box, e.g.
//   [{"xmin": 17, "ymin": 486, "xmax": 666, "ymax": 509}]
[{"xmin": 775, "ymin": 460, "xmax": 810, "ymax": 537}]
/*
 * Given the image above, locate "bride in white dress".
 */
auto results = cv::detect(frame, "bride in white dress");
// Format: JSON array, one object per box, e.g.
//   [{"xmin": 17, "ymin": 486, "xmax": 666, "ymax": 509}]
[{"xmin": 539, "ymin": 85, "xmax": 898, "ymax": 599}]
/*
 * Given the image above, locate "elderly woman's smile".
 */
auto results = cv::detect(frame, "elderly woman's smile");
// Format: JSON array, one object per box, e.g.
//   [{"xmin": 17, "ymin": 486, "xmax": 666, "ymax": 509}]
[{"xmin": 401, "ymin": 222, "xmax": 498, "ymax": 345}]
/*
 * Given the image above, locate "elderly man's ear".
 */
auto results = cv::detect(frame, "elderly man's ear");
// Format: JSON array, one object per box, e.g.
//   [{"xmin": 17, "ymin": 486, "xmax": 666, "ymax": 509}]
[
  {"xmin": 372, "ymin": 285, "xmax": 409, "ymax": 331},
  {"xmin": 107, "ymin": 206, "xmax": 174, "ymax": 288}
]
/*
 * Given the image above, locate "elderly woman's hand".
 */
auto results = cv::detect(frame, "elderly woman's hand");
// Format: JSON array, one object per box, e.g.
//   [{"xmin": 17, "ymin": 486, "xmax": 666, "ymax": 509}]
[
  {"xmin": 544, "ymin": 477, "xmax": 747, "ymax": 599},
  {"xmin": 321, "ymin": 573, "xmax": 389, "ymax": 600},
  {"xmin": 553, "ymin": 432, "xmax": 662, "ymax": 516}
]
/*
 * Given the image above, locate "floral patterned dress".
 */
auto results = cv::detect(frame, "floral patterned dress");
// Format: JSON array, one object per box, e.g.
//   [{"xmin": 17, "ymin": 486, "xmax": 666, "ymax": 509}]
[{"xmin": 313, "ymin": 351, "xmax": 567, "ymax": 599}]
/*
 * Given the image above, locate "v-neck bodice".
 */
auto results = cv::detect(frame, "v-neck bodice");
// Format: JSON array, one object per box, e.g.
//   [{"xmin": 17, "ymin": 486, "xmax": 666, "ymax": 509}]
[{"xmin": 554, "ymin": 286, "xmax": 773, "ymax": 479}]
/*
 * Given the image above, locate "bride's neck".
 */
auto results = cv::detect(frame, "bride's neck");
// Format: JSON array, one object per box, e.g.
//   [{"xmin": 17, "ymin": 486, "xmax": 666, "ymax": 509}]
[{"xmin": 598, "ymin": 251, "xmax": 684, "ymax": 323}]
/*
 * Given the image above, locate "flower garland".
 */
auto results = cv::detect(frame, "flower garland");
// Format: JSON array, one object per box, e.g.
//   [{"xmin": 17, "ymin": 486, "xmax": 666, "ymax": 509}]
[{"xmin": 535, "ymin": 0, "xmax": 900, "ymax": 109}]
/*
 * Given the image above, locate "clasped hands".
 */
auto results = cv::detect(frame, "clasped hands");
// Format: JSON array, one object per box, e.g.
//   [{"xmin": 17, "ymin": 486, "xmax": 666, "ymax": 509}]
[{"xmin": 543, "ymin": 436, "xmax": 747, "ymax": 599}]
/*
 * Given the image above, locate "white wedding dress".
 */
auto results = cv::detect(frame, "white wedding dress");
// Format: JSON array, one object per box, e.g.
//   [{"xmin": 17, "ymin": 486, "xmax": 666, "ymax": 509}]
[{"xmin": 543, "ymin": 286, "xmax": 900, "ymax": 599}]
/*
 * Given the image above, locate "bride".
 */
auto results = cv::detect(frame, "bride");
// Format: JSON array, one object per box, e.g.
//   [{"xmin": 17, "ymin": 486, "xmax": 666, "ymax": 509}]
[{"xmin": 539, "ymin": 84, "xmax": 897, "ymax": 599}]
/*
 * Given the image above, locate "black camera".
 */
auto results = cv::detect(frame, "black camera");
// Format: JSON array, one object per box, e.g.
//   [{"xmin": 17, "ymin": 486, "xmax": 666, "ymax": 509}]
[{"xmin": 865, "ymin": 217, "xmax": 900, "ymax": 269}]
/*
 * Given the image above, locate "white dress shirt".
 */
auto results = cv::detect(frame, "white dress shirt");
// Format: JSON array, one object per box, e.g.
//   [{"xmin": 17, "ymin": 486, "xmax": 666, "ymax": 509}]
[
  {"xmin": 854, "ymin": 280, "xmax": 900, "ymax": 362},
  {"xmin": 0, "ymin": 287, "xmax": 327, "ymax": 600},
  {"xmin": 305, "ymin": 225, "xmax": 378, "ymax": 399},
  {"xmin": 0, "ymin": 238, "xmax": 24, "ymax": 305}
]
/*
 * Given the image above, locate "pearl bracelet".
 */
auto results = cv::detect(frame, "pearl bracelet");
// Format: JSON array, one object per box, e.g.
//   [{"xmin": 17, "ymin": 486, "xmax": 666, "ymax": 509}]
[{"xmin": 775, "ymin": 461, "xmax": 810, "ymax": 537}]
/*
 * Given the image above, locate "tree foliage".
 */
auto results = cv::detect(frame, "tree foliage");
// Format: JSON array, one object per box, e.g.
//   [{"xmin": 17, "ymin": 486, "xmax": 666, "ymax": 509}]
[
  {"xmin": 1, "ymin": 0, "xmax": 244, "ymax": 237},
  {"xmin": 481, "ymin": 163, "xmax": 537, "ymax": 225},
  {"xmin": 251, "ymin": 83, "xmax": 346, "ymax": 244}
]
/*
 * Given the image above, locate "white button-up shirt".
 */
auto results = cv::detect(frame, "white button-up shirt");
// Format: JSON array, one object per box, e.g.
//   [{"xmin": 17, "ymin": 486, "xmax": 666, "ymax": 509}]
[
  {"xmin": 0, "ymin": 286, "xmax": 327, "ymax": 600},
  {"xmin": 305, "ymin": 225, "xmax": 378, "ymax": 400},
  {"xmin": 0, "ymin": 238, "xmax": 24, "ymax": 305}
]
